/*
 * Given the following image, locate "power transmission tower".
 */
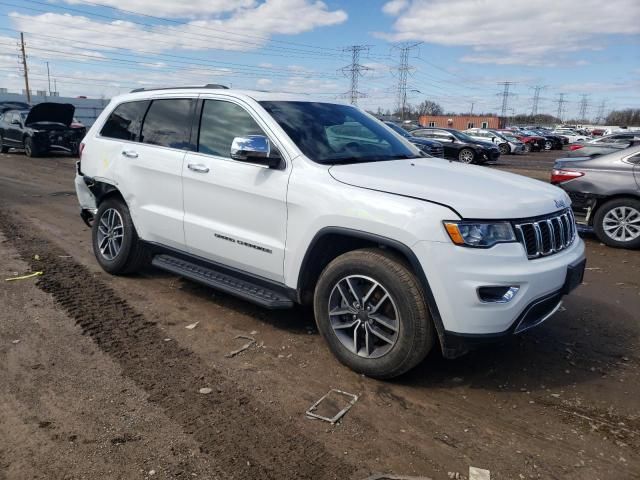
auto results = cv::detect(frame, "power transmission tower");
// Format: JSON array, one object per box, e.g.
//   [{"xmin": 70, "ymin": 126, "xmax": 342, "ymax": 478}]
[
  {"xmin": 497, "ymin": 82, "xmax": 515, "ymax": 118},
  {"xmin": 555, "ymin": 93, "xmax": 566, "ymax": 122},
  {"xmin": 594, "ymin": 100, "xmax": 606, "ymax": 125},
  {"xmin": 340, "ymin": 45, "xmax": 371, "ymax": 105},
  {"xmin": 19, "ymin": 32, "xmax": 31, "ymax": 103},
  {"xmin": 393, "ymin": 42, "xmax": 421, "ymax": 120},
  {"xmin": 530, "ymin": 85, "xmax": 546, "ymax": 117},
  {"xmin": 578, "ymin": 94, "xmax": 590, "ymax": 122}
]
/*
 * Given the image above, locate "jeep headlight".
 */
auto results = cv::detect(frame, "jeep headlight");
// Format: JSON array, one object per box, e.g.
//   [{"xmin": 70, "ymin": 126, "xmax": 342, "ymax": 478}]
[{"xmin": 443, "ymin": 221, "xmax": 516, "ymax": 247}]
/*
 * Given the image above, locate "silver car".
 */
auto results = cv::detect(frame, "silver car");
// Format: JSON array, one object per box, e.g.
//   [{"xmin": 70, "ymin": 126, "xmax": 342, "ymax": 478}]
[{"xmin": 464, "ymin": 128, "xmax": 525, "ymax": 155}]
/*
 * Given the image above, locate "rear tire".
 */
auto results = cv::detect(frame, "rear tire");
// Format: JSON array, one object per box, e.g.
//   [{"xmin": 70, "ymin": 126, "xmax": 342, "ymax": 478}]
[
  {"xmin": 593, "ymin": 198, "xmax": 640, "ymax": 249},
  {"xmin": 313, "ymin": 248, "xmax": 434, "ymax": 379},
  {"xmin": 458, "ymin": 148, "xmax": 475, "ymax": 164},
  {"xmin": 92, "ymin": 197, "xmax": 150, "ymax": 274}
]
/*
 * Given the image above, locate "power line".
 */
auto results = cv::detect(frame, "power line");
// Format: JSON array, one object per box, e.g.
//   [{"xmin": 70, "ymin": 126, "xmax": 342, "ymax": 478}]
[
  {"xmin": 393, "ymin": 42, "xmax": 421, "ymax": 120},
  {"xmin": 555, "ymin": 93, "xmax": 567, "ymax": 122},
  {"xmin": 578, "ymin": 94, "xmax": 590, "ymax": 122},
  {"xmin": 530, "ymin": 85, "xmax": 546, "ymax": 117},
  {"xmin": 340, "ymin": 45, "xmax": 371, "ymax": 105},
  {"xmin": 497, "ymin": 81, "xmax": 515, "ymax": 118}
]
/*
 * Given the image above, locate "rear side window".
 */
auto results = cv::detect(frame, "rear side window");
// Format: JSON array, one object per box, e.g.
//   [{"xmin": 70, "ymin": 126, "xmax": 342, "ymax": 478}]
[
  {"xmin": 198, "ymin": 100, "xmax": 264, "ymax": 158},
  {"xmin": 100, "ymin": 101, "xmax": 149, "ymax": 141},
  {"xmin": 140, "ymin": 99, "xmax": 194, "ymax": 149}
]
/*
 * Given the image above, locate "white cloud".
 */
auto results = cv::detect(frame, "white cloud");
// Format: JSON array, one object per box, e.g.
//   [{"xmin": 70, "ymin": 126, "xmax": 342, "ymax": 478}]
[
  {"xmin": 382, "ymin": 0, "xmax": 408, "ymax": 15},
  {"xmin": 256, "ymin": 78, "xmax": 273, "ymax": 87},
  {"xmin": 380, "ymin": 0, "xmax": 640, "ymax": 65},
  {"xmin": 65, "ymin": 0, "xmax": 256, "ymax": 18}
]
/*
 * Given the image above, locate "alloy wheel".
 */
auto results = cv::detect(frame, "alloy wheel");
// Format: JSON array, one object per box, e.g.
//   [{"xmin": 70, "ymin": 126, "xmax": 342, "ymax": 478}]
[
  {"xmin": 327, "ymin": 275, "xmax": 399, "ymax": 359},
  {"xmin": 96, "ymin": 208, "xmax": 125, "ymax": 260},
  {"xmin": 459, "ymin": 149, "xmax": 474, "ymax": 163},
  {"xmin": 602, "ymin": 206, "xmax": 640, "ymax": 243},
  {"xmin": 544, "ymin": 140, "xmax": 552, "ymax": 150}
]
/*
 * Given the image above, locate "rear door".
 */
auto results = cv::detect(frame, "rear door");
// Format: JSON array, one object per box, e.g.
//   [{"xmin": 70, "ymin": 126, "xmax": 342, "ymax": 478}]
[
  {"xmin": 182, "ymin": 97, "xmax": 289, "ymax": 282},
  {"xmin": 5, "ymin": 112, "xmax": 23, "ymax": 145},
  {"xmin": 97, "ymin": 97, "xmax": 194, "ymax": 250}
]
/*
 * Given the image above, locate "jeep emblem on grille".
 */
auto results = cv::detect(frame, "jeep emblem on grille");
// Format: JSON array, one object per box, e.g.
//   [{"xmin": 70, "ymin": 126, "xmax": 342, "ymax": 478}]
[{"xmin": 554, "ymin": 199, "xmax": 566, "ymax": 209}]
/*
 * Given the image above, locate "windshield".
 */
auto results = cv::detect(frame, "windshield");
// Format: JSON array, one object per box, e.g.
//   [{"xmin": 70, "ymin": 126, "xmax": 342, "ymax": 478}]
[
  {"xmin": 384, "ymin": 122, "xmax": 411, "ymax": 138},
  {"xmin": 260, "ymin": 101, "xmax": 419, "ymax": 164},
  {"xmin": 450, "ymin": 130, "xmax": 477, "ymax": 142}
]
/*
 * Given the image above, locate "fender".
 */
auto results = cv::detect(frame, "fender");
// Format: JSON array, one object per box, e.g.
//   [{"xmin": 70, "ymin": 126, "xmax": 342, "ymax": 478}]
[{"xmin": 297, "ymin": 226, "xmax": 461, "ymax": 357}]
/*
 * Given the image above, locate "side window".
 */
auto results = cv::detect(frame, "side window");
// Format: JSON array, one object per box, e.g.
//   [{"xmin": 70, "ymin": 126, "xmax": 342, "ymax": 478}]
[
  {"xmin": 140, "ymin": 99, "xmax": 194, "ymax": 149},
  {"xmin": 198, "ymin": 100, "xmax": 265, "ymax": 157},
  {"xmin": 627, "ymin": 153, "xmax": 640, "ymax": 165},
  {"xmin": 413, "ymin": 130, "xmax": 432, "ymax": 138},
  {"xmin": 100, "ymin": 101, "xmax": 149, "ymax": 141}
]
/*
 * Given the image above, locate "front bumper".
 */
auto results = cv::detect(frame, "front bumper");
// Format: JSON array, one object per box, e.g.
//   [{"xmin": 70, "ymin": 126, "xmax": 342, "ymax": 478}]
[{"xmin": 413, "ymin": 236, "xmax": 586, "ymax": 344}]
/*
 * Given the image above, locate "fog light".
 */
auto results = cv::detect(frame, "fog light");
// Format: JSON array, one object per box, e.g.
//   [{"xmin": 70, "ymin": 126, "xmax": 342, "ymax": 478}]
[{"xmin": 478, "ymin": 286, "xmax": 520, "ymax": 303}]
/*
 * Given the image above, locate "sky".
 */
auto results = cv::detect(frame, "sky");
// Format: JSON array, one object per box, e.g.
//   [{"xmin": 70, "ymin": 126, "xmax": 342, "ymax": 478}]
[{"xmin": 0, "ymin": 0, "xmax": 638, "ymax": 119}]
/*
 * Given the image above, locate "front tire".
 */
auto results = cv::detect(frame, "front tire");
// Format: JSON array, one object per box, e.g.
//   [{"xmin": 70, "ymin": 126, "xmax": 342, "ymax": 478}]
[
  {"xmin": 0, "ymin": 134, "xmax": 8, "ymax": 153},
  {"xmin": 523, "ymin": 142, "xmax": 532, "ymax": 153},
  {"xmin": 24, "ymin": 136, "xmax": 38, "ymax": 157},
  {"xmin": 544, "ymin": 140, "xmax": 553, "ymax": 150},
  {"xmin": 458, "ymin": 148, "xmax": 475, "ymax": 164},
  {"xmin": 92, "ymin": 197, "xmax": 150, "ymax": 274},
  {"xmin": 313, "ymin": 248, "xmax": 434, "ymax": 379},
  {"xmin": 499, "ymin": 143, "xmax": 510, "ymax": 155},
  {"xmin": 593, "ymin": 198, "xmax": 640, "ymax": 249}
]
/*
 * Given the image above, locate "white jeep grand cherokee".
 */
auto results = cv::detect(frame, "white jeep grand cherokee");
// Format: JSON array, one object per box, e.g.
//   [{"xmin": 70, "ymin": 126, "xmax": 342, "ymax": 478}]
[{"xmin": 75, "ymin": 86, "xmax": 586, "ymax": 379}]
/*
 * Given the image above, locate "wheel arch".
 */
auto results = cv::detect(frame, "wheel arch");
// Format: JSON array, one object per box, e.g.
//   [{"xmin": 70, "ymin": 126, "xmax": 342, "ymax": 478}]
[
  {"xmin": 589, "ymin": 193, "xmax": 640, "ymax": 226},
  {"xmin": 296, "ymin": 227, "xmax": 449, "ymax": 352}
]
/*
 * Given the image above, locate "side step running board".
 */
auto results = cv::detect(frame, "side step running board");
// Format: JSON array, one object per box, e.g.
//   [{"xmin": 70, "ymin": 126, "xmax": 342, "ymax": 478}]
[{"xmin": 151, "ymin": 254, "xmax": 294, "ymax": 309}]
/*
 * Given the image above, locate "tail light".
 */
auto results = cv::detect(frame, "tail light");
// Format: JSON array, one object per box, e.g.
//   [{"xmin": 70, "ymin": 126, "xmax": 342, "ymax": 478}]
[
  {"xmin": 79, "ymin": 142, "xmax": 85, "ymax": 160},
  {"xmin": 569, "ymin": 145, "xmax": 583, "ymax": 151},
  {"xmin": 551, "ymin": 168, "xmax": 584, "ymax": 184}
]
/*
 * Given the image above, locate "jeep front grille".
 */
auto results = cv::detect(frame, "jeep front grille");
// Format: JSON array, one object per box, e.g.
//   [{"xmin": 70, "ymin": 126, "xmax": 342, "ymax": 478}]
[{"xmin": 514, "ymin": 209, "xmax": 576, "ymax": 259}]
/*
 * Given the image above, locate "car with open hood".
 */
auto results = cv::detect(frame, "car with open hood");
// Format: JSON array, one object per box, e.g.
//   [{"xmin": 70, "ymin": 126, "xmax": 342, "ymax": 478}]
[
  {"xmin": 0, "ymin": 102, "xmax": 86, "ymax": 157},
  {"xmin": 74, "ymin": 86, "xmax": 585, "ymax": 379}
]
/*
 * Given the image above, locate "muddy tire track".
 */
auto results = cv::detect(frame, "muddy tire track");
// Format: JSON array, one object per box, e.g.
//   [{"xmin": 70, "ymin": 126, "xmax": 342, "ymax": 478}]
[{"xmin": 0, "ymin": 210, "xmax": 357, "ymax": 480}]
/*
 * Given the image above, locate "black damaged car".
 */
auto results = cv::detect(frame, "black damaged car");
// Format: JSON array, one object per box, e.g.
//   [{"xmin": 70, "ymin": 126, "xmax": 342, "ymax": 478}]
[
  {"xmin": 410, "ymin": 127, "xmax": 500, "ymax": 164},
  {"xmin": 0, "ymin": 102, "xmax": 86, "ymax": 157}
]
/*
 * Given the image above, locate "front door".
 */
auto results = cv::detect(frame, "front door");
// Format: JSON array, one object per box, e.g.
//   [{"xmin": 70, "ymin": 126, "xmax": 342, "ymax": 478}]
[{"xmin": 182, "ymin": 98, "xmax": 289, "ymax": 282}]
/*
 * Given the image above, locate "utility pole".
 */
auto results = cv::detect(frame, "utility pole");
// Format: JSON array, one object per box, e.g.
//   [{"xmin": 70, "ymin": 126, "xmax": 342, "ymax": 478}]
[
  {"xmin": 530, "ymin": 85, "xmax": 546, "ymax": 118},
  {"xmin": 19, "ymin": 32, "xmax": 31, "ymax": 104},
  {"xmin": 393, "ymin": 42, "xmax": 421, "ymax": 121},
  {"xmin": 340, "ymin": 45, "xmax": 371, "ymax": 105},
  {"xmin": 594, "ymin": 100, "xmax": 606, "ymax": 125},
  {"xmin": 46, "ymin": 61, "xmax": 51, "ymax": 96},
  {"xmin": 555, "ymin": 93, "xmax": 566, "ymax": 123},
  {"xmin": 578, "ymin": 94, "xmax": 589, "ymax": 122},
  {"xmin": 497, "ymin": 81, "xmax": 515, "ymax": 119}
]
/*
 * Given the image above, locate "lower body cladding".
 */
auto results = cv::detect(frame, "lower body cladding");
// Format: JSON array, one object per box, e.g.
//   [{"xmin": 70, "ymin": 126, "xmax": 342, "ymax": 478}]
[{"xmin": 414, "ymin": 238, "xmax": 586, "ymax": 357}]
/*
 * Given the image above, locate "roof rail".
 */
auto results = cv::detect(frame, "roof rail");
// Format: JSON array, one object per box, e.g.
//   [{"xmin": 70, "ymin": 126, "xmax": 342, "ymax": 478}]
[{"xmin": 129, "ymin": 84, "xmax": 229, "ymax": 93}]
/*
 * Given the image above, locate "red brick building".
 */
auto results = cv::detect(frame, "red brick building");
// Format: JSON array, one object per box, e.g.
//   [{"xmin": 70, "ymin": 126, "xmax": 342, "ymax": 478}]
[{"xmin": 418, "ymin": 115, "xmax": 504, "ymax": 130}]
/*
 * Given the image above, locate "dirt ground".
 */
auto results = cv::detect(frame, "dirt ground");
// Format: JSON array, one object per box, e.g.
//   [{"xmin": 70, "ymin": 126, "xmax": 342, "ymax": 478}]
[{"xmin": 0, "ymin": 150, "xmax": 638, "ymax": 480}]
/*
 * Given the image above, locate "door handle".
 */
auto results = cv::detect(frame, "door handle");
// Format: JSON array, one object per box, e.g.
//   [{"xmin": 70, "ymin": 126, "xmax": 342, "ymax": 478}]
[
  {"xmin": 122, "ymin": 150, "xmax": 138, "ymax": 158},
  {"xmin": 188, "ymin": 163, "xmax": 210, "ymax": 173}
]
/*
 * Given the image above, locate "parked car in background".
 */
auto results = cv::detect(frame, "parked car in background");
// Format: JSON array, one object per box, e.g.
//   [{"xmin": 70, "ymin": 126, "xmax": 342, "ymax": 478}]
[
  {"xmin": 551, "ymin": 128, "xmax": 590, "ymax": 144},
  {"xmin": 496, "ymin": 129, "xmax": 544, "ymax": 152},
  {"xmin": 525, "ymin": 128, "xmax": 564, "ymax": 150},
  {"xmin": 464, "ymin": 128, "xmax": 524, "ymax": 155},
  {"xmin": 0, "ymin": 103, "xmax": 86, "ymax": 157},
  {"xmin": 551, "ymin": 146, "xmax": 640, "ymax": 249},
  {"xmin": 0, "ymin": 101, "xmax": 31, "ymax": 113},
  {"xmin": 384, "ymin": 121, "xmax": 444, "ymax": 157},
  {"xmin": 411, "ymin": 127, "xmax": 500, "ymax": 163},
  {"xmin": 583, "ymin": 132, "xmax": 640, "ymax": 145},
  {"xmin": 566, "ymin": 139, "xmax": 640, "ymax": 158}
]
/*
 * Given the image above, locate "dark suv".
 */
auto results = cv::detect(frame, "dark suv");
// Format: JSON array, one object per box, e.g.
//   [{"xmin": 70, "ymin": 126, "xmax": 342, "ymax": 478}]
[
  {"xmin": 551, "ymin": 146, "xmax": 640, "ymax": 249},
  {"xmin": 411, "ymin": 127, "xmax": 500, "ymax": 164}
]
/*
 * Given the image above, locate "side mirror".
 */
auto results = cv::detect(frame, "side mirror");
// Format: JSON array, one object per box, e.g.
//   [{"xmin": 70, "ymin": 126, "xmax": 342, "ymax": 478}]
[
  {"xmin": 230, "ymin": 135, "xmax": 281, "ymax": 168},
  {"xmin": 11, "ymin": 119, "xmax": 21, "ymax": 125}
]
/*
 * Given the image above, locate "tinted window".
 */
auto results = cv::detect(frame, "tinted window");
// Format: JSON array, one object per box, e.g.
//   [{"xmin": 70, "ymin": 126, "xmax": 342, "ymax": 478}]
[
  {"xmin": 100, "ymin": 101, "xmax": 149, "ymax": 141},
  {"xmin": 260, "ymin": 101, "xmax": 418, "ymax": 164},
  {"xmin": 198, "ymin": 100, "xmax": 265, "ymax": 157},
  {"xmin": 140, "ymin": 99, "xmax": 193, "ymax": 149}
]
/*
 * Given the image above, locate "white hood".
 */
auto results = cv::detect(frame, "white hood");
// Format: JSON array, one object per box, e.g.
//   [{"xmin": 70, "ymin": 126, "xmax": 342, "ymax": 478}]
[{"xmin": 329, "ymin": 157, "xmax": 571, "ymax": 219}]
